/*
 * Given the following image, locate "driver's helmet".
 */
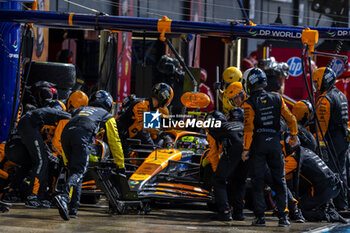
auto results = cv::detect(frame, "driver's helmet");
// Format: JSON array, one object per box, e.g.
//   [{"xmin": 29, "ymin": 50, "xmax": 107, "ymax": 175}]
[
  {"xmin": 163, "ymin": 134, "xmax": 175, "ymax": 149},
  {"xmin": 177, "ymin": 136, "xmax": 199, "ymax": 151}
]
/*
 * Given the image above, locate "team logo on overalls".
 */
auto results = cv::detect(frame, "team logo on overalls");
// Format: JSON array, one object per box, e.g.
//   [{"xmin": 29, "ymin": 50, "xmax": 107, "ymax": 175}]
[{"xmin": 143, "ymin": 111, "xmax": 161, "ymax": 129}]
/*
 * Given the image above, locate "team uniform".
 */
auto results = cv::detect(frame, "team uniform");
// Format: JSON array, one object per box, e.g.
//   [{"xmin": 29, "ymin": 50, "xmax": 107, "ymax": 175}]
[
  {"xmin": 209, "ymin": 119, "xmax": 248, "ymax": 220},
  {"xmin": 54, "ymin": 90, "xmax": 124, "ymax": 221},
  {"xmin": 313, "ymin": 67, "xmax": 349, "ymax": 210},
  {"xmin": 242, "ymin": 68, "xmax": 298, "ymax": 226},
  {"xmin": 116, "ymin": 83, "xmax": 173, "ymax": 155},
  {"xmin": 116, "ymin": 97, "xmax": 155, "ymax": 153},
  {"xmin": 57, "ymin": 106, "xmax": 124, "ymax": 219},
  {"xmin": 17, "ymin": 107, "xmax": 71, "ymax": 207}
]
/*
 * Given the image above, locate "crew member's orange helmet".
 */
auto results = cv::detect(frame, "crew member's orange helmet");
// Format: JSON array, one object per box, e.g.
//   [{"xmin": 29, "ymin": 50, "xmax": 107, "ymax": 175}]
[{"xmin": 67, "ymin": 91, "xmax": 89, "ymax": 112}]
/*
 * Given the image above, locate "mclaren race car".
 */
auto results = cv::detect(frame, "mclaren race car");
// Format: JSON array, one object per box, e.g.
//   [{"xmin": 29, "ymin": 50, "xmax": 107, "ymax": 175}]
[
  {"xmin": 83, "ymin": 129, "xmax": 216, "ymax": 214},
  {"xmin": 127, "ymin": 130, "xmax": 213, "ymax": 203}
]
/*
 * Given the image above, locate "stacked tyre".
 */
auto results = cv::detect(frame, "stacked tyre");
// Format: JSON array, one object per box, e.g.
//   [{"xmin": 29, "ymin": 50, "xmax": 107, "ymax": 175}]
[{"xmin": 27, "ymin": 61, "xmax": 76, "ymax": 100}]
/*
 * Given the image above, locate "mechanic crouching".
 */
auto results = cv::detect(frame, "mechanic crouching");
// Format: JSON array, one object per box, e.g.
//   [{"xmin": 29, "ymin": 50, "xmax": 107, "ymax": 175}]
[
  {"xmin": 54, "ymin": 90, "xmax": 125, "ymax": 221},
  {"xmin": 298, "ymin": 148, "xmax": 345, "ymax": 223},
  {"xmin": 17, "ymin": 106, "xmax": 71, "ymax": 208}
]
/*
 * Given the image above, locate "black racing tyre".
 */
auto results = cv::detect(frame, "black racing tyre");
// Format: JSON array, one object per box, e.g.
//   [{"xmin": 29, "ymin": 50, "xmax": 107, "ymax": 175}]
[{"xmin": 27, "ymin": 61, "xmax": 76, "ymax": 89}]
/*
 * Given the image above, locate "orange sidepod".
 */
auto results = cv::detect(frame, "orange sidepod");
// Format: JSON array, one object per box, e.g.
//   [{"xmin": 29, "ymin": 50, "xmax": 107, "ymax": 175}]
[{"xmin": 129, "ymin": 149, "xmax": 182, "ymax": 182}]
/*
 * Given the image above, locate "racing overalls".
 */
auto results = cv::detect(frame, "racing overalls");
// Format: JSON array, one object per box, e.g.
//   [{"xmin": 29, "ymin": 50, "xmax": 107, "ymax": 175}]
[
  {"xmin": 298, "ymin": 147, "xmax": 341, "ymax": 220},
  {"xmin": 209, "ymin": 121, "xmax": 249, "ymax": 215},
  {"xmin": 61, "ymin": 106, "xmax": 124, "ymax": 211},
  {"xmin": 0, "ymin": 143, "xmax": 19, "ymax": 202},
  {"xmin": 116, "ymin": 97, "xmax": 155, "ymax": 155},
  {"xmin": 281, "ymin": 144, "xmax": 340, "ymax": 220},
  {"xmin": 0, "ymin": 144, "xmax": 10, "ymax": 182},
  {"xmin": 17, "ymin": 107, "xmax": 71, "ymax": 198},
  {"xmin": 3, "ymin": 135, "xmax": 32, "ymax": 202},
  {"xmin": 315, "ymin": 87, "xmax": 349, "ymax": 210},
  {"xmin": 264, "ymin": 120, "xmax": 301, "ymax": 218},
  {"xmin": 0, "ymin": 144, "xmax": 14, "ymax": 212},
  {"xmin": 242, "ymin": 89, "xmax": 298, "ymax": 218}
]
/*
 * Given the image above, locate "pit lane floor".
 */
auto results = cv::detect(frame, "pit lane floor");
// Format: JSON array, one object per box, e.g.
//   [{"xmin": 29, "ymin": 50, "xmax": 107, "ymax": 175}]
[{"xmin": 0, "ymin": 200, "xmax": 344, "ymax": 233}]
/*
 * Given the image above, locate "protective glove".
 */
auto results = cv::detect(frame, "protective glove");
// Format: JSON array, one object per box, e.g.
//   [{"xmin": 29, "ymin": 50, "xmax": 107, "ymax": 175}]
[{"xmin": 289, "ymin": 135, "xmax": 300, "ymax": 147}]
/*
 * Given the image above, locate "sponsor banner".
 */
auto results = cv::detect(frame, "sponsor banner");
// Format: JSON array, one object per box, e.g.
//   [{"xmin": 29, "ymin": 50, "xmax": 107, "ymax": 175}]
[
  {"xmin": 287, "ymin": 57, "xmax": 303, "ymax": 77},
  {"xmin": 117, "ymin": 0, "xmax": 133, "ymax": 103},
  {"xmin": 32, "ymin": 0, "xmax": 49, "ymax": 61},
  {"xmin": 246, "ymin": 28, "xmax": 302, "ymax": 39}
]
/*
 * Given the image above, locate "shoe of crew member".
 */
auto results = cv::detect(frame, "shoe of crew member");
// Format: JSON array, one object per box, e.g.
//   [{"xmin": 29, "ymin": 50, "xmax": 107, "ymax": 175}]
[
  {"xmin": 0, "ymin": 200, "xmax": 11, "ymax": 213},
  {"xmin": 232, "ymin": 209, "xmax": 245, "ymax": 221},
  {"xmin": 327, "ymin": 207, "xmax": 348, "ymax": 224},
  {"xmin": 214, "ymin": 209, "xmax": 233, "ymax": 221},
  {"xmin": 25, "ymin": 194, "xmax": 44, "ymax": 209},
  {"xmin": 278, "ymin": 216, "xmax": 291, "ymax": 227},
  {"xmin": 290, "ymin": 209, "xmax": 305, "ymax": 223},
  {"xmin": 252, "ymin": 216, "xmax": 266, "ymax": 226},
  {"xmin": 218, "ymin": 210, "xmax": 233, "ymax": 221},
  {"xmin": 69, "ymin": 208, "xmax": 78, "ymax": 218},
  {"xmin": 54, "ymin": 194, "xmax": 70, "ymax": 221},
  {"xmin": 41, "ymin": 199, "xmax": 53, "ymax": 209}
]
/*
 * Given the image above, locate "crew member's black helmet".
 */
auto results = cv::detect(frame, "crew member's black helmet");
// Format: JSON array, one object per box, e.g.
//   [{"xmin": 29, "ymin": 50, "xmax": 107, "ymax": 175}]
[
  {"xmin": 313, "ymin": 67, "xmax": 337, "ymax": 93},
  {"xmin": 89, "ymin": 90, "xmax": 113, "ymax": 112},
  {"xmin": 244, "ymin": 68, "xmax": 267, "ymax": 94},
  {"xmin": 151, "ymin": 83, "xmax": 174, "ymax": 108}
]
